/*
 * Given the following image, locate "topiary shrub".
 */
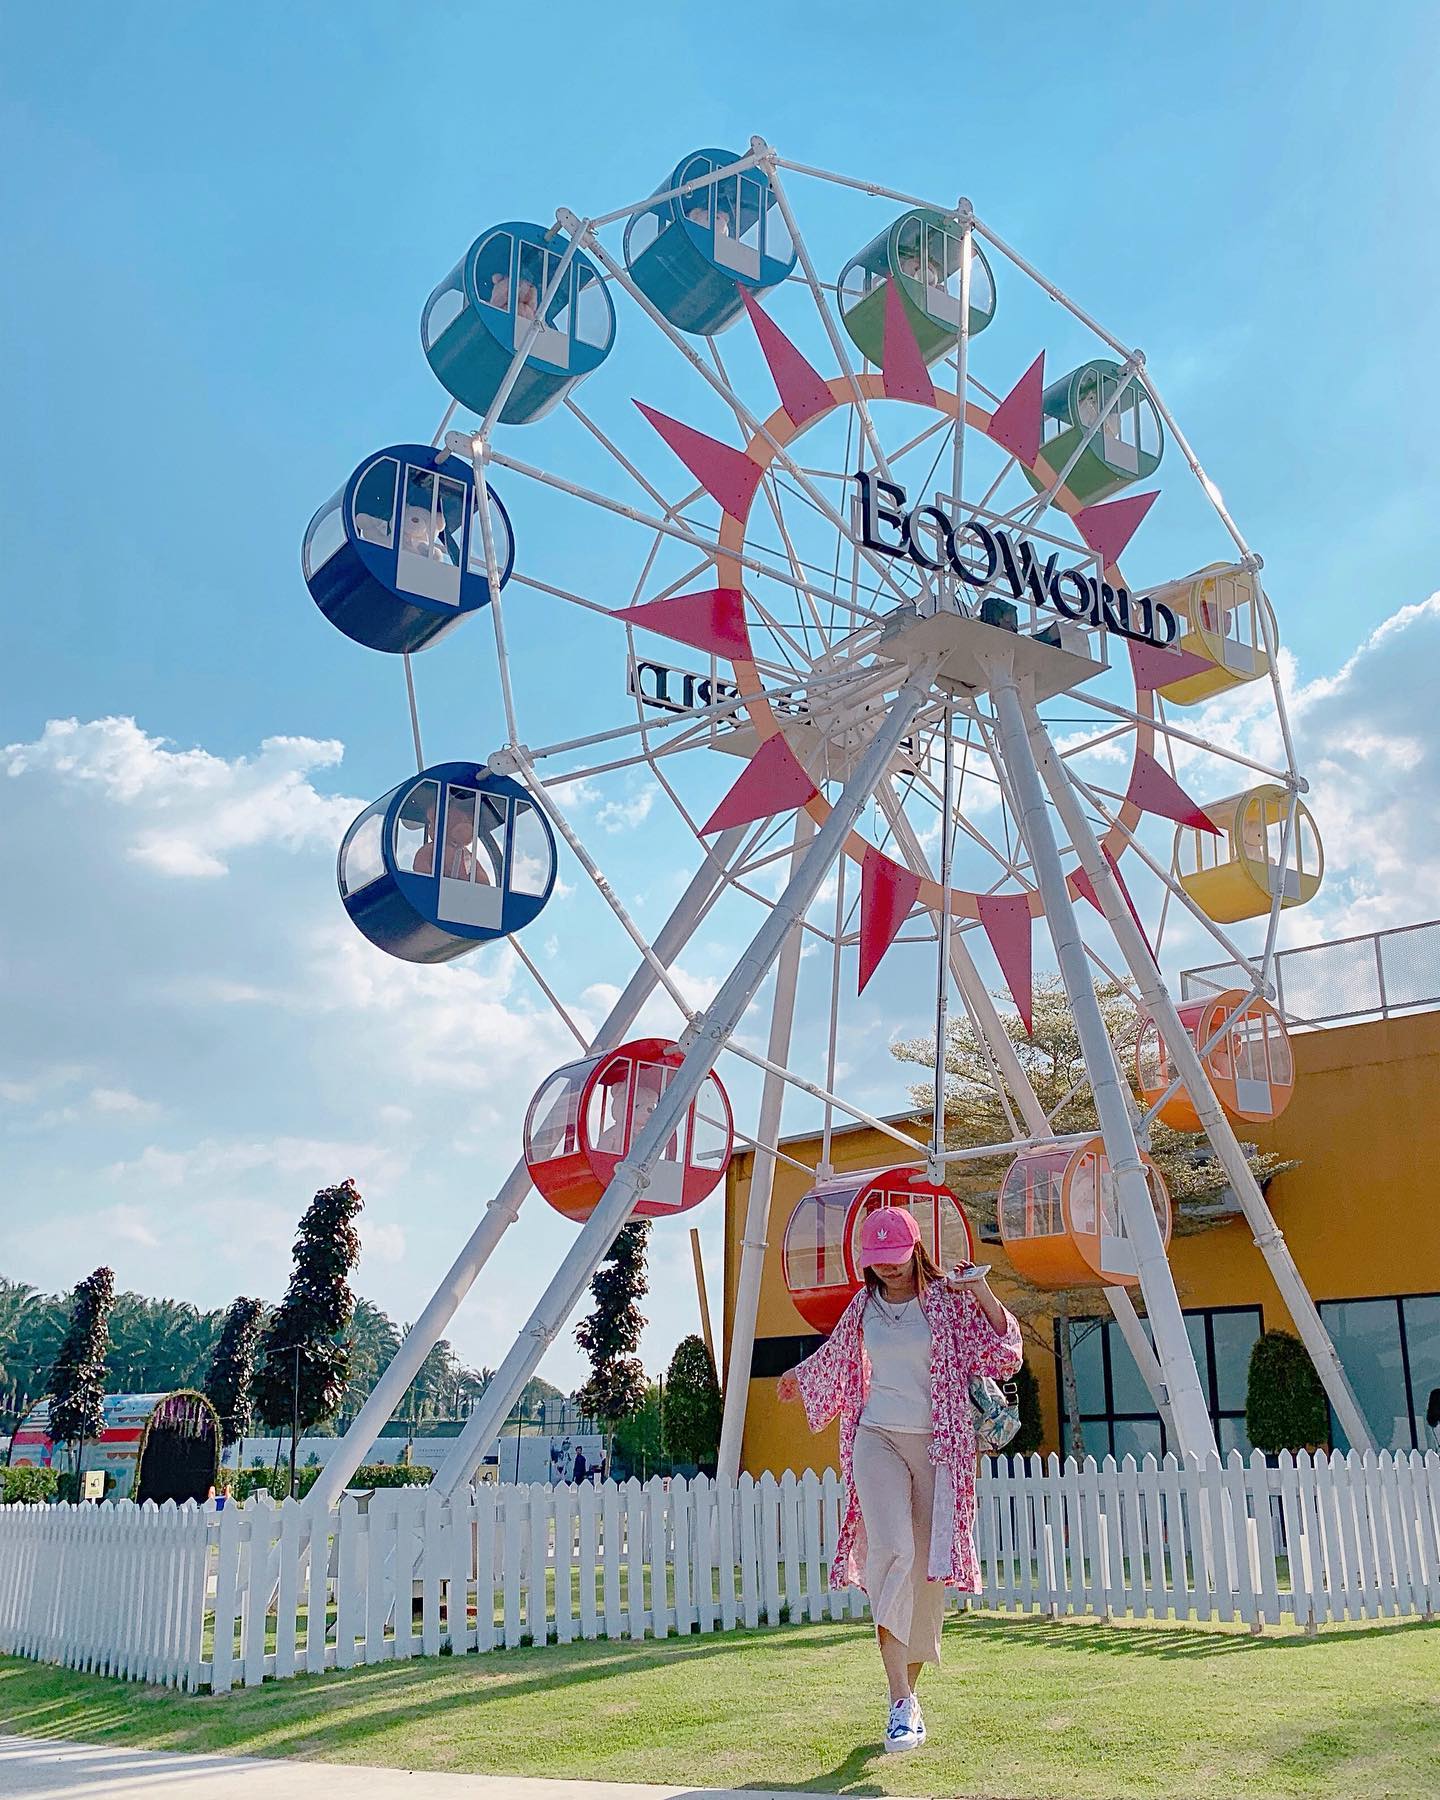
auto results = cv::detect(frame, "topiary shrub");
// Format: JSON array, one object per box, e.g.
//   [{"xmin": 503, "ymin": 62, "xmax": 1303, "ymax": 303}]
[
  {"xmin": 2, "ymin": 1466, "xmax": 60, "ymax": 1504},
  {"xmin": 661, "ymin": 1336, "xmax": 721, "ymax": 1472},
  {"xmin": 1246, "ymin": 1329, "xmax": 1330, "ymax": 1454}
]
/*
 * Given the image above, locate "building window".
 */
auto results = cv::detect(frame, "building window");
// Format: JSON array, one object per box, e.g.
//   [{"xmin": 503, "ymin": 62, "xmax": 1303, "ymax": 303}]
[
  {"xmin": 1319, "ymin": 1293, "xmax": 1440, "ymax": 1453},
  {"xmin": 1056, "ymin": 1304, "xmax": 1263, "ymax": 1460}
]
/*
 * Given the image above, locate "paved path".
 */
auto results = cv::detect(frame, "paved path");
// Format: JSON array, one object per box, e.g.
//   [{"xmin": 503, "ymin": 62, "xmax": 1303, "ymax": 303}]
[{"xmin": 0, "ymin": 1737, "xmax": 856, "ymax": 1800}]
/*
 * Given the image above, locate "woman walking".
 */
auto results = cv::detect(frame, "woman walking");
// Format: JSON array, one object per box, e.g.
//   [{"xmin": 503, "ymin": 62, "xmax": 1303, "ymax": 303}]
[{"xmin": 777, "ymin": 1207, "xmax": 1021, "ymax": 1754}]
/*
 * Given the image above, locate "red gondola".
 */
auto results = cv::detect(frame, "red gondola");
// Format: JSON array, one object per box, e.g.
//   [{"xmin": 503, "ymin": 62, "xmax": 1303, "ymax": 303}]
[
  {"xmin": 781, "ymin": 1165, "xmax": 973, "ymax": 1334},
  {"xmin": 523, "ymin": 1037, "xmax": 733, "ymax": 1222}
]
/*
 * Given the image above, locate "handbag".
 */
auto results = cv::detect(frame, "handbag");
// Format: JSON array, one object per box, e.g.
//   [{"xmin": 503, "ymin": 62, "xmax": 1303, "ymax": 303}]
[{"xmin": 970, "ymin": 1373, "xmax": 1021, "ymax": 1454}]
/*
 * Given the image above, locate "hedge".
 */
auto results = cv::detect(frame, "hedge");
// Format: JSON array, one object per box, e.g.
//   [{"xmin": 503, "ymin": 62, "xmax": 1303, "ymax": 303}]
[
  {"xmin": 217, "ymin": 1462, "xmax": 434, "ymax": 1501},
  {"xmin": 2, "ymin": 1466, "xmax": 60, "ymax": 1504}
]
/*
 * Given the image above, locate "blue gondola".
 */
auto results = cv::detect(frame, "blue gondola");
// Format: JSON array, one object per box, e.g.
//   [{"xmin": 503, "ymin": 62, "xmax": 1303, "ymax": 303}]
[
  {"xmin": 421, "ymin": 223, "xmax": 615, "ymax": 424},
  {"xmin": 338, "ymin": 762, "xmax": 557, "ymax": 964},
  {"xmin": 302, "ymin": 444, "xmax": 515, "ymax": 655},
  {"xmin": 623, "ymin": 149, "xmax": 796, "ymax": 336}
]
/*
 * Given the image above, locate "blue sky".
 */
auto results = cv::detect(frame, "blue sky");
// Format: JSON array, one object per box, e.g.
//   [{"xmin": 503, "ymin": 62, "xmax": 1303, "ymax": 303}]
[{"xmin": 4, "ymin": 4, "xmax": 1439, "ymax": 1392}]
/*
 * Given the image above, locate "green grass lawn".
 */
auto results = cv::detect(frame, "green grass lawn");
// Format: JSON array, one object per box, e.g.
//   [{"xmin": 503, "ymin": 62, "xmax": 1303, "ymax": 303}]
[{"xmin": 4, "ymin": 1612, "xmax": 1439, "ymax": 1798}]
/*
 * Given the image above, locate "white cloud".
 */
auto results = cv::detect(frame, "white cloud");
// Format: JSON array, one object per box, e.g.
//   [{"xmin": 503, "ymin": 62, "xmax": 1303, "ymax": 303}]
[
  {"xmin": 362, "ymin": 1222, "xmax": 407, "ymax": 1265},
  {"xmin": 4, "ymin": 716, "xmax": 352, "ymax": 878},
  {"xmin": 1179, "ymin": 591, "xmax": 1440, "ymax": 942},
  {"xmin": 595, "ymin": 785, "xmax": 658, "ymax": 833},
  {"xmin": 95, "ymin": 1203, "xmax": 162, "ymax": 1250},
  {"xmin": 90, "ymin": 1086, "xmax": 161, "ymax": 1118}
]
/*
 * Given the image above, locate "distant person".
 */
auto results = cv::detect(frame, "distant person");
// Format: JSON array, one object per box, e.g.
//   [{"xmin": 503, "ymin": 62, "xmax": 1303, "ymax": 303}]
[{"xmin": 572, "ymin": 1447, "xmax": 588, "ymax": 1484}]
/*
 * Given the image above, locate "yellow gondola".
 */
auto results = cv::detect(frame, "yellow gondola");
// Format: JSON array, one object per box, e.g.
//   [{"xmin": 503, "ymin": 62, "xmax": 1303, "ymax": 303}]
[
  {"xmin": 1150, "ymin": 562, "xmax": 1278, "ymax": 707},
  {"xmin": 1175, "ymin": 784, "xmax": 1323, "ymax": 923}
]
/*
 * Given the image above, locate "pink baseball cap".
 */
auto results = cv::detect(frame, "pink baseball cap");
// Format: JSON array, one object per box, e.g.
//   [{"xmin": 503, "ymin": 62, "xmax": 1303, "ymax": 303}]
[{"xmin": 856, "ymin": 1207, "xmax": 922, "ymax": 1269}]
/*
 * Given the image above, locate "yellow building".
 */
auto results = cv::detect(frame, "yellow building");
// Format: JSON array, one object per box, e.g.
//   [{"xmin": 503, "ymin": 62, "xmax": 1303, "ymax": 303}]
[{"xmin": 723, "ymin": 938, "xmax": 1440, "ymax": 1475}]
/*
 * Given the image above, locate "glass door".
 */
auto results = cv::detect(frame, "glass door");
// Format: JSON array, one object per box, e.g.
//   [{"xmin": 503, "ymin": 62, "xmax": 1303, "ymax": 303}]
[
  {"xmin": 632, "ymin": 1059, "xmax": 683, "ymax": 1206},
  {"xmin": 435, "ymin": 786, "xmax": 504, "ymax": 929},
  {"xmin": 397, "ymin": 465, "xmax": 464, "ymax": 606},
  {"xmin": 517, "ymin": 241, "xmax": 571, "ymax": 367}
]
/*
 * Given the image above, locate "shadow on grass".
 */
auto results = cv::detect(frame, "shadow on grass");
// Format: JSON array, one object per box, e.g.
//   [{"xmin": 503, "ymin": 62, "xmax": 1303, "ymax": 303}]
[
  {"xmin": 2, "ymin": 1629, "xmax": 868, "ymax": 1761},
  {"xmin": 954, "ymin": 1612, "xmax": 1440, "ymax": 1661}
]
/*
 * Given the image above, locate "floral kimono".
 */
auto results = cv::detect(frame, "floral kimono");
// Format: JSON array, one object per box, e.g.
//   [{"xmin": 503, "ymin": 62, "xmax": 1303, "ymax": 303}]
[{"xmin": 795, "ymin": 1282, "xmax": 1022, "ymax": 1593}]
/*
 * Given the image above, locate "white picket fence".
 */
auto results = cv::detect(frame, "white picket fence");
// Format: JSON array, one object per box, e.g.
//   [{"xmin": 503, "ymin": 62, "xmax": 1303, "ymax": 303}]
[{"xmin": 1, "ymin": 1448, "xmax": 1437, "ymax": 1692}]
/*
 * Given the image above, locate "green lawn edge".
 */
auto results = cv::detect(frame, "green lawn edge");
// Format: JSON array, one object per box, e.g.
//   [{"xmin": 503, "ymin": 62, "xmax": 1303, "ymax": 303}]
[{"xmin": 4, "ymin": 1611, "xmax": 1440, "ymax": 1799}]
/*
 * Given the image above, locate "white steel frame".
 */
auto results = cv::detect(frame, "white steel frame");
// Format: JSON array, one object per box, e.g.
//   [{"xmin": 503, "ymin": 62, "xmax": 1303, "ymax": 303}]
[{"xmin": 312, "ymin": 139, "xmax": 1370, "ymax": 1510}]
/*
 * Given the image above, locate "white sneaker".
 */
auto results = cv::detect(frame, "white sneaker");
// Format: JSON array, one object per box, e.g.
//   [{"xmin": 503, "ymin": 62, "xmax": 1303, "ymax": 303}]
[
  {"xmin": 909, "ymin": 1694, "xmax": 926, "ymax": 1744},
  {"xmin": 884, "ymin": 1697, "xmax": 920, "ymax": 1754}
]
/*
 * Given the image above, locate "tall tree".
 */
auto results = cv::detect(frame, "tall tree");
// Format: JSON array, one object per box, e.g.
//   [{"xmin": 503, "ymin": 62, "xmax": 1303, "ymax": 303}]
[
  {"xmin": 47, "ymin": 1267, "xmax": 115, "ymax": 1485},
  {"xmin": 893, "ymin": 975, "xmax": 1297, "ymax": 1452},
  {"xmin": 575, "ymin": 1221, "xmax": 650, "ymax": 1443},
  {"xmin": 661, "ymin": 1335, "xmax": 722, "ymax": 1471},
  {"xmin": 612, "ymin": 1379, "xmax": 664, "ymax": 1481},
  {"xmin": 203, "ymin": 1297, "xmax": 265, "ymax": 1451},
  {"xmin": 253, "ymin": 1179, "xmax": 364, "ymax": 1495}
]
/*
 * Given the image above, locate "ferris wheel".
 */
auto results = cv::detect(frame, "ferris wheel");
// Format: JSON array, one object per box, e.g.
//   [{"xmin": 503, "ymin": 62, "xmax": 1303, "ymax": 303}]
[{"xmin": 297, "ymin": 140, "xmax": 1373, "ymax": 1506}]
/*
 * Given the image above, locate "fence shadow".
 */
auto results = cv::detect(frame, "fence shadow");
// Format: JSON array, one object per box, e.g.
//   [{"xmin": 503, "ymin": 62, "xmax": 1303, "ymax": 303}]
[{"xmin": 957, "ymin": 1611, "xmax": 1440, "ymax": 1660}]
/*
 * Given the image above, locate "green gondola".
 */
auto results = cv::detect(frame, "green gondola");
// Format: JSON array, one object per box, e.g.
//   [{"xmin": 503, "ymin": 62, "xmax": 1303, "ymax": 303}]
[
  {"xmin": 1025, "ymin": 359, "xmax": 1164, "ymax": 505},
  {"xmin": 838, "ymin": 208, "xmax": 996, "ymax": 367}
]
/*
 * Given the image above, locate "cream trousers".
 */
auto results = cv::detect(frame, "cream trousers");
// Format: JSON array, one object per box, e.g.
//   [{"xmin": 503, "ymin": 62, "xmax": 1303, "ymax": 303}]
[{"xmin": 851, "ymin": 1422, "xmax": 947, "ymax": 1666}]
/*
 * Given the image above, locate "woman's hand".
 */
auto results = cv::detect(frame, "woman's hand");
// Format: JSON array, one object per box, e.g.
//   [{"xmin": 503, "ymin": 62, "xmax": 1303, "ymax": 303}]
[
  {"xmin": 946, "ymin": 1264, "xmax": 1009, "ymax": 1334},
  {"xmin": 943, "ymin": 1261, "xmax": 991, "ymax": 1293},
  {"xmin": 776, "ymin": 1370, "xmax": 801, "ymax": 1404}
]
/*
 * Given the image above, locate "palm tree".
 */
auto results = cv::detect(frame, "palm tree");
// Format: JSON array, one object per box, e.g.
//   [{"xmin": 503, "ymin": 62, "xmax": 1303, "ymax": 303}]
[
  {"xmin": 346, "ymin": 1299, "xmax": 401, "ymax": 1405},
  {"xmin": 0, "ymin": 1279, "xmax": 41, "ymax": 1428}
]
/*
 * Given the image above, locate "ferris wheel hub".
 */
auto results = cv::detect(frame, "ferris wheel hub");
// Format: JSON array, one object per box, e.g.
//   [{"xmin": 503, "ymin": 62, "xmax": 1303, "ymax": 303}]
[{"xmin": 875, "ymin": 603, "xmax": 1108, "ymax": 703}]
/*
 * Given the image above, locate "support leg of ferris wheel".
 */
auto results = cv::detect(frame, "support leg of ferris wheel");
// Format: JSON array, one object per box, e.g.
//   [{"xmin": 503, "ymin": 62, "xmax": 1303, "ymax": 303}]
[
  {"xmin": 878, "ymin": 786, "xmax": 1175, "ymax": 1432},
  {"xmin": 303, "ymin": 823, "xmax": 751, "ymax": 1515},
  {"xmin": 985, "ymin": 655, "xmax": 1217, "ymax": 1459},
  {"xmin": 716, "ymin": 810, "xmax": 814, "ymax": 1485},
  {"xmin": 1023, "ymin": 698, "xmax": 1375, "ymax": 1453},
  {"xmin": 431, "ymin": 665, "xmax": 940, "ymax": 1498}
]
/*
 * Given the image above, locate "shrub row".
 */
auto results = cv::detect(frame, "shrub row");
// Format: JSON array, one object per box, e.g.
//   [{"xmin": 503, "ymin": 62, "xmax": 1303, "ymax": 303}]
[{"xmin": 216, "ymin": 1462, "xmax": 434, "ymax": 1501}]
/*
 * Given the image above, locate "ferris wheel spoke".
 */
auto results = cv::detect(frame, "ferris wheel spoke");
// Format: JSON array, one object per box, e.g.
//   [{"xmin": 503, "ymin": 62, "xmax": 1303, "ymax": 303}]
[
  {"xmin": 578, "ymin": 221, "xmax": 921, "ymax": 620},
  {"xmin": 1062, "ymin": 767, "xmax": 1268, "ymax": 981},
  {"xmin": 764, "ymin": 162, "xmax": 906, "ymax": 495},
  {"xmin": 898, "ymin": 753, "xmax": 1034, "ymax": 890},
  {"xmin": 757, "ymin": 474, "xmax": 840, "ymax": 660},
  {"xmin": 564, "ymin": 395, "xmax": 708, "ymax": 541},
  {"xmin": 492, "ymin": 446, "xmax": 891, "ymax": 632}
]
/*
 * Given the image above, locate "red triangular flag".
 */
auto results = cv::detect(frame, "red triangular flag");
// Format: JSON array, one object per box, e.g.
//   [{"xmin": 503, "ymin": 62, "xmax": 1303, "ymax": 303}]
[
  {"xmin": 700, "ymin": 734, "xmax": 819, "ymax": 835},
  {"xmin": 635, "ymin": 401, "xmax": 764, "ymax": 520},
  {"xmin": 986, "ymin": 352, "xmax": 1045, "ymax": 467},
  {"xmin": 1074, "ymin": 490, "xmax": 1160, "ymax": 570},
  {"xmin": 881, "ymin": 279, "xmax": 936, "ymax": 406},
  {"xmin": 977, "ymin": 892, "xmax": 1034, "ymax": 1035},
  {"xmin": 858, "ymin": 847, "xmax": 922, "ymax": 994},
  {"xmin": 739, "ymin": 288, "xmax": 833, "ymax": 429},
  {"xmin": 1128, "ymin": 637, "xmax": 1216, "ymax": 693},
  {"xmin": 613, "ymin": 587, "xmax": 752, "ymax": 661},
  {"xmin": 1125, "ymin": 748, "xmax": 1220, "ymax": 833},
  {"xmin": 1068, "ymin": 848, "xmax": 1155, "ymax": 963}
]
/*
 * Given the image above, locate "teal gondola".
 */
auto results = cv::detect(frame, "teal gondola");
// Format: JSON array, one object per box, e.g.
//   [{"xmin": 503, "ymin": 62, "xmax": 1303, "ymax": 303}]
[
  {"xmin": 623, "ymin": 149, "xmax": 796, "ymax": 336},
  {"xmin": 422, "ymin": 224, "xmax": 615, "ymax": 424}
]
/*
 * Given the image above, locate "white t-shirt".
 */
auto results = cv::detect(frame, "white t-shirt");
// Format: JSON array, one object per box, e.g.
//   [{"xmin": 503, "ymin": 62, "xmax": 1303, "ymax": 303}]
[{"xmin": 859, "ymin": 1294, "xmax": 933, "ymax": 1434}]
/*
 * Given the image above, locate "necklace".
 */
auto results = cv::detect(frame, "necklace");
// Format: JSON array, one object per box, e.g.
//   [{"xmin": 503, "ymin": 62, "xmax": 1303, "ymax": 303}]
[{"xmin": 872, "ymin": 1289, "xmax": 915, "ymax": 1323}]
